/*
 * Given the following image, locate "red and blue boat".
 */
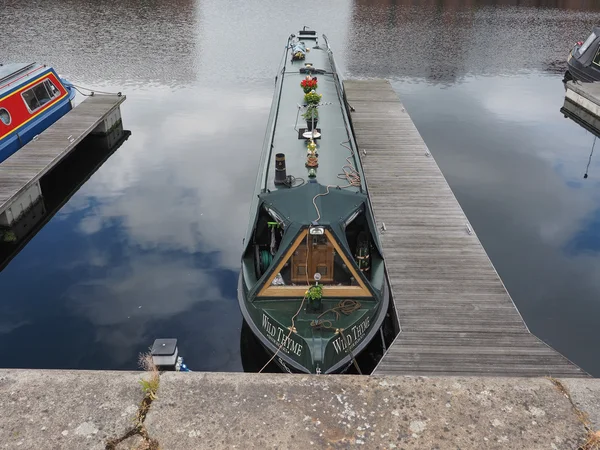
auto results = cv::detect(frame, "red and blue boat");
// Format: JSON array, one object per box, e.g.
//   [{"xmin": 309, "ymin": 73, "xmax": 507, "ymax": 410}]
[{"xmin": 0, "ymin": 63, "xmax": 76, "ymax": 163}]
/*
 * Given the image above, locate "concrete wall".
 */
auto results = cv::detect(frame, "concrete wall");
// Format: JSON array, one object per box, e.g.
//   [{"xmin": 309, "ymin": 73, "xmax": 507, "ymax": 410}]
[{"xmin": 1, "ymin": 370, "xmax": 599, "ymax": 449}]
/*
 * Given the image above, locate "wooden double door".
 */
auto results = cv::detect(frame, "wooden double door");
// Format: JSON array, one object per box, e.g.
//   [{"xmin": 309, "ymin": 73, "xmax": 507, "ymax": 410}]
[{"xmin": 291, "ymin": 235, "xmax": 334, "ymax": 284}]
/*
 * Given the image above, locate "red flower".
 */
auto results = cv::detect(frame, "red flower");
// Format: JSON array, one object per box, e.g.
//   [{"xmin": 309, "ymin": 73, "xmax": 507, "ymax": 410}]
[{"xmin": 300, "ymin": 78, "xmax": 318, "ymax": 89}]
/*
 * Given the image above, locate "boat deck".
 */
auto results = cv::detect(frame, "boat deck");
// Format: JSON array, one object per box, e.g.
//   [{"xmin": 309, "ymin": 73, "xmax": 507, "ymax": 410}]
[
  {"xmin": 345, "ymin": 79, "xmax": 588, "ymax": 377},
  {"xmin": 0, "ymin": 95, "xmax": 125, "ymax": 218},
  {"xmin": 264, "ymin": 40, "xmax": 362, "ymax": 193}
]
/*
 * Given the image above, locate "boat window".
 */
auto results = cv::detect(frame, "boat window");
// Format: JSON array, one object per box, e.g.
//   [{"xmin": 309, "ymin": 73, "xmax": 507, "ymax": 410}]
[
  {"xmin": 257, "ymin": 228, "xmax": 371, "ymax": 298},
  {"xmin": 579, "ymin": 32, "xmax": 597, "ymax": 56},
  {"xmin": 594, "ymin": 49, "xmax": 600, "ymax": 67},
  {"xmin": 21, "ymin": 79, "xmax": 60, "ymax": 113},
  {"xmin": 0, "ymin": 108, "xmax": 10, "ymax": 126}
]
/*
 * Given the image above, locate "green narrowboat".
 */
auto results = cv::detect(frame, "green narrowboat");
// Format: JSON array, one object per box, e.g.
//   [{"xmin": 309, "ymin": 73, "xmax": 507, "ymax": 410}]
[{"xmin": 238, "ymin": 29, "xmax": 390, "ymax": 374}]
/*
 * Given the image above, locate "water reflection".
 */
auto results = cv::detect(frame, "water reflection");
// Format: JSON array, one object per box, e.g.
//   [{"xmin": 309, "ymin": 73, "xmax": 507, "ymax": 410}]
[
  {"xmin": 349, "ymin": 0, "xmax": 600, "ymax": 82},
  {"xmin": 354, "ymin": 0, "xmax": 600, "ymax": 10},
  {"xmin": 560, "ymin": 99, "xmax": 600, "ymax": 254},
  {"xmin": 0, "ymin": 130, "xmax": 131, "ymax": 271},
  {"xmin": 0, "ymin": 0, "xmax": 199, "ymax": 87}
]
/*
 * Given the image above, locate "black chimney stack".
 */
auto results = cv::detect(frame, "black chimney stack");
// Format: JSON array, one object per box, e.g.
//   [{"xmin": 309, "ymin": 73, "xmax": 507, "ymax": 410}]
[{"xmin": 274, "ymin": 153, "xmax": 287, "ymax": 185}]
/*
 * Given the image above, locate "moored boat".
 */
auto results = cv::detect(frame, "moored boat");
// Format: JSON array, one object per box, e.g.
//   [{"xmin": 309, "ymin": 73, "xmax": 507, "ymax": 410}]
[
  {"xmin": 0, "ymin": 63, "xmax": 76, "ymax": 163},
  {"xmin": 565, "ymin": 26, "xmax": 600, "ymax": 82},
  {"xmin": 238, "ymin": 29, "xmax": 390, "ymax": 374}
]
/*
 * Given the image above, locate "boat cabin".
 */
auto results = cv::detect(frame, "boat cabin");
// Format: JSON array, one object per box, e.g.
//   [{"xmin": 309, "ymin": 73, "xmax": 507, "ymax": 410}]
[
  {"xmin": 242, "ymin": 182, "xmax": 386, "ymax": 300},
  {"xmin": 0, "ymin": 63, "xmax": 74, "ymax": 162},
  {"xmin": 567, "ymin": 26, "xmax": 600, "ymax": 82}
]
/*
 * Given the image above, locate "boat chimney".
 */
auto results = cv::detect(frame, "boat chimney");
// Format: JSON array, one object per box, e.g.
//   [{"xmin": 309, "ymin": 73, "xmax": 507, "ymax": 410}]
[{"xmin": 274, "ymin": 153, "xmax": 287, "ymax": 185}]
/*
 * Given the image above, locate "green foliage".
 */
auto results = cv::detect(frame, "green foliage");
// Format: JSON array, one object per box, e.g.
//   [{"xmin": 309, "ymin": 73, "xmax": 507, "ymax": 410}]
[
  {"xmin": 302, "ymin": 107, "xmax": 319, "ymax": 121},
  {"xmin": 306, "ymin": 284, "xmax": 323, "ymax": 301},
  {"xmin": 138, "ymin": 351, "xmax": 159, "ymax": 401},
  {"xmin": 138, "ymin": 377, "xmax": 159, "ymax": 400},
  {"xmin": 304, "ymin": 90, "xmax": 322, "ymax": 105}
]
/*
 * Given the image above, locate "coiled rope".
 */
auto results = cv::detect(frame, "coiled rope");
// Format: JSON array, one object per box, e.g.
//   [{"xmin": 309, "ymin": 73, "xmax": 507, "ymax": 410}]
[
  {"xmin": 310, "ymin": 299, "xmax": 362, "ymax": 329},
  {"xmin": 337, "ymin": 141, "xmax": 361, "ymax": 186},
  {"xmin": 312, "ymin": 141, "xmax": 361, "ymax": 223}
]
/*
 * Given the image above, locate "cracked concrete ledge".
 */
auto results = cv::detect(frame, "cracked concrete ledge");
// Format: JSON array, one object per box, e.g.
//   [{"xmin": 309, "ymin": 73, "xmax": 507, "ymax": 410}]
[
  {"xmin": 1, "ymin": 370, "xmax": 599, "ymax": 449},
  {"xmin": 0, "ymin": 370, "xmax": 143, "ymax": 450}
]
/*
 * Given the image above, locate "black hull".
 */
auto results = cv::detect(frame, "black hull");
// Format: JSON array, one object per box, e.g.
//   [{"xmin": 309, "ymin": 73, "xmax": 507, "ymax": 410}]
[
  {"xmin": 566, "ymin": 59, "xmax": 600, "ymax": 83},
  {"xmin": 237, "ymin": 271, "xmax": 391, "ymax": 374}
]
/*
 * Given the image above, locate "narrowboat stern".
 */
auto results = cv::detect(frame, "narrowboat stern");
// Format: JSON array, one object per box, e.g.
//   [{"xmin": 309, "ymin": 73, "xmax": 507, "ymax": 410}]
[
  {"xmin": 0, "ymin": 63, "xmax": 76, "ymax": 163},
  {"xmin": 565, "ymin": 26, "xmax": 600, "ymax": 83},
  {"xmin": 238, "ymin": 30, "xmax": 390, "ymax": 375}
]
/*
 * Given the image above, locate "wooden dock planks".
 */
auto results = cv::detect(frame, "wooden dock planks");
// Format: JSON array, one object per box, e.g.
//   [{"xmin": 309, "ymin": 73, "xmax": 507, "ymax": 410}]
[
  {"xmin": 344, "ymin": 79, "xmax": 587, "ymax": 377},
  {"xmin": 0, "ymin": 95, "xmax": 125, "ymax": 213}
]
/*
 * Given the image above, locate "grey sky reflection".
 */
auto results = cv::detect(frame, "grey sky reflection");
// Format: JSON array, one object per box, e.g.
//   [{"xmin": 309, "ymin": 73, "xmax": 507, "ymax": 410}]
[
  {"xmin": 53, "ymin": 84, "xmax": 272, "ymax": 366},
  {"xmin": 65, "ymin": 85, "xmax": 270, "ymax": 269}
]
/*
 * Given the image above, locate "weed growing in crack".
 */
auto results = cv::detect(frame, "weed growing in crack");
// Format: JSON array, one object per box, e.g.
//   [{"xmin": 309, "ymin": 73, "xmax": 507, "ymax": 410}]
[
  {"xmin": 547, "ymin": 377, "xmax": 600, "ymax": 450},
  {"xmin": 104, "ymin": 351, "xmax": 161, "ymax": 450},
  {"xmin": 581, "ymin": 431, "xmax": 600, "ymax": 450},
  {"xmin": 138, "ymin": 351, "xmax": 159, "ymax": 402}
]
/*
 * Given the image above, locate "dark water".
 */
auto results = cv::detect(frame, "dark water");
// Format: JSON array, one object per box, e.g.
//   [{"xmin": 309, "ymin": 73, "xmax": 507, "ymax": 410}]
[{"xmin": 1, "ymin": 0, "xmax": 600, "ymax": 374}]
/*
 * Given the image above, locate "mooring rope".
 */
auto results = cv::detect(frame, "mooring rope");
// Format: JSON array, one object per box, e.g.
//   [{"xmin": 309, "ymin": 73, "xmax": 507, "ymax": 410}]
[
  {"xmin": 340, "ymin": 329, "xmax": 363, "ymax": 375},
  {"xmin": 310, "ymin": 299, "xmax": 363, "ymax": 375},
  {"xmin": 337, "ymin": 141, "xmax": 361, "ymax": 186},
  {"xmin": 259, "ymin": 233, "xmax": 311, "ymax": 373},
  {"xmin": 585, "ymin": 136, "xmax": 596, "ymax": 179},
  {"xmin": 65, "ymin": 83, "xmax": 122, "ymax": 97}
]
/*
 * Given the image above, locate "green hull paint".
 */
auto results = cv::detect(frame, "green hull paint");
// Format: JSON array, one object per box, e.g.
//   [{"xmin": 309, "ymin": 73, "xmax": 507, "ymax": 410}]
[{"xmin": 244, "ymin": 297, "xmax": 383, "ymax": 374}]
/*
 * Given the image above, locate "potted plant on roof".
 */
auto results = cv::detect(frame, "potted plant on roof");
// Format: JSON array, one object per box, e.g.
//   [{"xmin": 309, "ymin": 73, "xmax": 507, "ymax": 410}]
[
  {"xmin": 306, "ymin": 139, "xmax": 318, "ymax": 156},
  {"xmin": 304, "ymin": 90, "xmax": 322, "ymax": 106},
  {"xmin": 306, "ymin": 150, "xmax": 319, "ymax": 168},
  {"xmin": 300, "ymin": 76, "xmax": 318, "ymax": 94},
  {"xmin": 302, "ymin": 106, "xmax": 319, "ymax": 131}
]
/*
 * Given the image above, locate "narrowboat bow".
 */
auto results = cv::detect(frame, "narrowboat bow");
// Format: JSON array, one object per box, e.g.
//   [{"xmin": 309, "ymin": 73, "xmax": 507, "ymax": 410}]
[
  {"xmin": 565, "ymin": 26, "xmax": 600, "ymax": 83},
  {"xmin": 238, "ymin": 29, "xmax": 390, "ymax": 374},
  {"xmin": 0, "ymin": 63, "xmax": 76, "ymax": 163}
]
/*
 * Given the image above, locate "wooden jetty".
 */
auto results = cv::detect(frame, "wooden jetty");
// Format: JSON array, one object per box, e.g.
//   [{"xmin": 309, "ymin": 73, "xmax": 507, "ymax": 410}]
[
  {"xmin": 0, "ymin": 95, "xmax": 126, "ymax": 228},
  {"xmin": 344, "ymin": 80, "xmax": 587, "ymax": 377}
]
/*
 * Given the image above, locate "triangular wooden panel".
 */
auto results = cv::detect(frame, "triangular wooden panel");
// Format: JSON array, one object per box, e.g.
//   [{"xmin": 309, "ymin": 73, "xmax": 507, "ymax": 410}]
[
  {"xmin": 257, "ymin": 228, "xmax": 372, "ymax": 298},
  {"xmin": 258, "ymin": 230, "xmax": 309, "ymax": 297}
]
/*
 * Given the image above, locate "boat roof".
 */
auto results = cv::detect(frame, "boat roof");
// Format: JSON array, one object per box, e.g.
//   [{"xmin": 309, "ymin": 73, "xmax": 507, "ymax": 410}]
[
  {"xmin": 264, "ymin": 39, "xmax": 362, "ymax": 193},
  {"xmin": 244, "ymin": 32, "xmax": 380, "ymax": 253},
  {"xmin": 260, "ymin": 181, "xmax": 367, "ymax": 227},
  {"xmin": 0, "ymin": 63, "xmax": 48, "ymax": 96}
]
